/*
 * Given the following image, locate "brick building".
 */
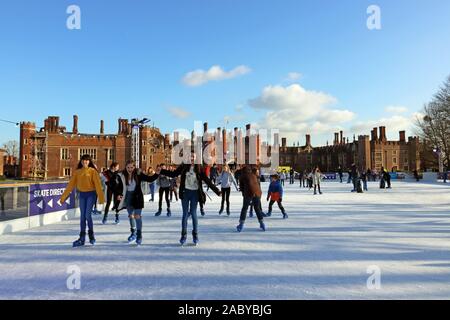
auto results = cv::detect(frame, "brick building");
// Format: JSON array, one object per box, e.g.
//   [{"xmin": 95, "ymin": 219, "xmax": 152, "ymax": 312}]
[
  {"xmin": 279, "ymin": 127, "xmax": 421, "ymax": 173},
  {"xmin": 19, "ymin": 116, "xmax": 173, "ymax": 179},
  {"xmin": 0, "ymin": 149, "xmax": 5, "ymax": 176}
]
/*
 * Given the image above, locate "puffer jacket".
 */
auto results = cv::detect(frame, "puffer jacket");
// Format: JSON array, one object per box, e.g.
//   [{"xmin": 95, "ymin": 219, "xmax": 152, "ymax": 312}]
[{"xmin": 239, "ymin": 167, "xmax": 262, "ymax": 198}]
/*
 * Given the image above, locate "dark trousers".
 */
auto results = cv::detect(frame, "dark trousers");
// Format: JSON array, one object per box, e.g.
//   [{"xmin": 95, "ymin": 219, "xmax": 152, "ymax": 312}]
[
  {"xmin": 170, "ymin": 188, "xmax": 178, "ymax": 201},
  {"xmin": 268, "ymin": 199, "xmax": 285, "ymax": 214},
  {"xmin": 181, "ymin": 190, "xmax": 199, "ymax": 235},
  {"xmin": 79, "ymin": 191, "xmax": 96, "ymax": 233},
  {"xmin": 220, "ymin": 187, "xmax": 231, "ymax": 210},
  {"xmin": 159, "ymin": 187, "xmax": 171, "ymax": 210},
  {"xmin": 240, "ymin": 196, "xmax": 264, "ymax": 222},
  {"xmin": 290, "ymin": 176, "xmax": 294, "ymax": 184},
  {"xmin": 314, "ymin": 184, "xmax": 321, "ymax": 194},
  {"xmin": 104, "ymin": 189, "xmax": 113, "ymax": 216}
]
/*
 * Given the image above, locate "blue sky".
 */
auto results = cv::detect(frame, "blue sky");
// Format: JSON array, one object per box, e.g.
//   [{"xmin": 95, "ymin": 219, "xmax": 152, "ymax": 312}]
[{"xmin": 1, "ymin": 0, "xmax": 449, "ymax": 146}]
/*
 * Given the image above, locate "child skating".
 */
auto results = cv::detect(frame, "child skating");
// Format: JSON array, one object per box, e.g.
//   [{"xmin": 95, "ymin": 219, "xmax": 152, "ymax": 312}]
[{"xmin": 267, "ymin": 174, "xmax": 288, "ymax": 219}]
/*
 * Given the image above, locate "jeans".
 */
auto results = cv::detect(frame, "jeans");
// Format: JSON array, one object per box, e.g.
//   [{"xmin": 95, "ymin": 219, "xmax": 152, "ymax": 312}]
[
  {"xmin": 363, "ymin": 180, "xmax": 368, "ymax": 191},
  {"xmin": 240, "ymin": 196, "xmax": 264, "ymax": 222},
  {"xmin": 79, "ymin": 191, "xmax": 96, "ymax": 233},
  {"xmin": 314, "ymin": 184, "xmax": 322, "ymax": 194},
  {"xmin": 149, "ymin": 183, "xmax": 155, "ymax": 201},
  {"xmin": 104, "ymin": 188, "xmax": 113, "ymax": 216},
  {"xmin": 181, "ymin": 189, "xmax": 199, "ymax": 234}
]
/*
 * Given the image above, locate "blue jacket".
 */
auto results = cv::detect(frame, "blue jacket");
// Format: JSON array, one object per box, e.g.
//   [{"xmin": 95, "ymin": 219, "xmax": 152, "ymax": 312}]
[{"xmin": 268, "ymin": 180, "xmax": 283, "ymax": 198}]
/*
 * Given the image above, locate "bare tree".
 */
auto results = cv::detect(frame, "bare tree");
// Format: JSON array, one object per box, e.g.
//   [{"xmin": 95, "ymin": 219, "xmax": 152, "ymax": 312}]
[
  {"xmin": 2, "ymin": 140, "xmax": 19, "ymax": 159},
  {"xmin": 416, "ymin": 76, "xmax": 450, "ymax": 170}
]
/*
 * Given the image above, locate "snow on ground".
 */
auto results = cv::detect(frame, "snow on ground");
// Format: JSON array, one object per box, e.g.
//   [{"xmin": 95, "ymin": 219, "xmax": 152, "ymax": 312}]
[{"xmin": 0, "ymin": 181, "xmax": 450, "ymax": 300}]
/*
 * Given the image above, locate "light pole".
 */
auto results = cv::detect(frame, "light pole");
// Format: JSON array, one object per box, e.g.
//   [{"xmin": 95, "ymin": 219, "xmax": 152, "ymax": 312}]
[
  {"xmin": 433, "ymin": 147, "xmax": 443, "ymax": 179},
  {"xmin": 130, "ymin": 118, "xmax": 151, "ymax": 169}
]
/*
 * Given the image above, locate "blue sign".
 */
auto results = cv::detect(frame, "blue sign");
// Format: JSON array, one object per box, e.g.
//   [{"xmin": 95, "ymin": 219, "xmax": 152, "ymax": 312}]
[
  {"xmin": 29, "ymin": 183, "xmax": 76, "ymax": 216},
  {"xmin": 323, "ymin": 173, "xmax": 337, "ymax": 180}
]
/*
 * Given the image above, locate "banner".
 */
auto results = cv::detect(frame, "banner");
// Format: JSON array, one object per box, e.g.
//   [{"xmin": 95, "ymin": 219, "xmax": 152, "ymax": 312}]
[
  {"xmin": 29, "ymin": 183, "xmax": 76, "ymax": 216},
  {"xmin": 323, "ymin": 173, "xmax": 337, "ymax": 180}
]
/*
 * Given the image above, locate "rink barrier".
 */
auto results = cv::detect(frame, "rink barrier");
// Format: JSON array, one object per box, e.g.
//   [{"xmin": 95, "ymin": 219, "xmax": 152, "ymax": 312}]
[{"xmin": 0, "ymin": 181, "xmax": 79, "ymax": 236}]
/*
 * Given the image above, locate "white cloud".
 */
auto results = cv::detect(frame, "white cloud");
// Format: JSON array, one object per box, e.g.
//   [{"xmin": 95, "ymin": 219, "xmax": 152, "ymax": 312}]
[
  {"xmin": 284, "ymin": 72, "xmax": 302, "ymax": 82},
  {"xmin": 248, "ymin": 84, "xmax": 351, "ymax": 143},
  {"xmin": 167, "ymin": 107, "xmax": 191, "ymax": 119},
  {"xmin": 385, "ymin": 105, "xmax": 409, "ymax": 114},
  {"xmin": 182, "ymin": 65, "xmax": 251, "ymax": 87},
  {"xmin": 350, "ymin": 114, "xmax": 417, "ymax": 139}
]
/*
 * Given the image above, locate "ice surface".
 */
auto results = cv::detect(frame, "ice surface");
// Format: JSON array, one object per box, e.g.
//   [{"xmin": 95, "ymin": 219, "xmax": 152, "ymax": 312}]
[{"xmin": 0, "ymin": 181, "xmax": 449, "ymax": 300}]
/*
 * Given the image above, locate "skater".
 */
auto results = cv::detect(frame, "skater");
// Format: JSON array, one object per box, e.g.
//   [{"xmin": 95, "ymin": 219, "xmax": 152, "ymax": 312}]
[
  {"xmin": 338, "ymin": 166, "xmax": 343, "ymax": 183},
  {"xmin": 147, "ymin": 166, "xmax": 157, "ymax": 202},
  {"xmin": 313, "ymin": 166, "xmax": 323, "ymax": 195},
  {"xmin": 307, "ymin": 170, "xmax": 314, "ymax": 190},
  {"xmin": 413, "ymin": 169, "xmax": 420, "ymax": 182},
  {"xmin": 60, "ymin": 154, "xmax": 105, "ymax": 247},
  {"xmin": 217, "ymin": 165, "xmax": 238, "ymax": 216},
  {"xmin": 102, "ymin": 162, "xmax": 120, "ymax": 225},
  {"xmin": 169, "ymin": 169, "xmax": 179, "ymax": 202},
  {"xmin": 347, "ymin": 168, "xmax": 352, "ymax": 184},
  {"xmin": 298, "ymin": 170, "xmax": 304, "ymax": 188},
  {"xmin": 237, "ymin": 166, "xmax": 266, "ymax": 232},
  {"xmin": 267, "ymin": 174, "xmax": 287, "ymax": 219},
  {"xmin": 280, "ymin": 171, "xmax": 286, "ymax": 186},
  {"xmin": 443, "ymin": 168, "xmax": 448, "ymax": 183},
  {"xmin": 159, "ymin": 155, "xmax": 221, "ymax": 246},
  {"xmin": 380, "ymin": 167, "xmax": 386, "ymax": 189},
  {"xmin": 384, "ymin": 169, "xmax": 392, "ymax": 189},
  {"xmin": 351, "ymin": 164, "xmax": 359, "ymax": 192},
  {"xmin": 289, "ymin": 168, "xmax": 295, "ymax": 184},
  {"xmin": 115, "ymin": 160, "xmax": 160, "ymax": 246},
  {"xmin": 155, "ymin": 164, "xmax": 172, "ymax": 217},
  {"xmin": 361, "ymin": 170, "xmax": 368, "ymax": 191}
]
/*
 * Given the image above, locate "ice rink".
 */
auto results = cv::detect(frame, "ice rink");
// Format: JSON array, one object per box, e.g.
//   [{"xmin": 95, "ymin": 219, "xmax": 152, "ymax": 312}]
[{"xmin": 1, "ymin": 180, "xmax": 449, "ymax": 300}]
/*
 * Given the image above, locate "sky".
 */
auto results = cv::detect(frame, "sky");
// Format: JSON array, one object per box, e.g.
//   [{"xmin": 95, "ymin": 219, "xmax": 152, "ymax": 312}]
[{"xmin": 1, "ymin": 0, "xmax": 450, "ymax": 147}]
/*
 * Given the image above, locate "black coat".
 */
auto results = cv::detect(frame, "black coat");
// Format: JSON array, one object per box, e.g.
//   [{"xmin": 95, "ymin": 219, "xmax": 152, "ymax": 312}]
[
  {"xmin": 116, "ymin": 171, "xmax": 159, "ymax": 210},
  {"xmin": 160, "ymin": 165, "xmax": 220, "ymax": 204}
]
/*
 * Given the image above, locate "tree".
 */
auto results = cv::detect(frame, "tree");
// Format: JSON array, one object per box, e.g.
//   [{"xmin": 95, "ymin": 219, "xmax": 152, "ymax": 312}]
[
  {"xmin": 416, "ymin": 75, "xmax": 450, "ymax": 170},
  {"xmin": 2, "ymin": 140, "xmax": 19, "ymax": 159}
]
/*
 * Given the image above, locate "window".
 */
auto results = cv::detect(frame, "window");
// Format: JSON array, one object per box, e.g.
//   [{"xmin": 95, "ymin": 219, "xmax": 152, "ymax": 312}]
[
  {"xmin": 79, "ymin": 148, "xmax": 97, "ymax": 160},
  {"xmin": 393, "ymin": 157, "xmax": 397, "ymax": 164},
  {"xmin": 375, "ymin": 152, "xmax": 382, "ymax": 162},
  {"xmin": 64, "ymin": 168, "xmax": 71, "ymax": 177},
  {"xmin": 24, "ymin": 139, "xmax": 28, "ymax": 145},
  {"xmin": 143, "ymin": 155, "xmax": 147, "ymax": 161},
  {"xmin": 23, "ymin": 155, "xmax": 28, "ymax": 161},
  {"xmin": 108, "ymin": 149, "xmax": 115, "ymax": 161},
  {"xmin": 61, "ymin": 148, "xmax": 69, "ymax": 160}
]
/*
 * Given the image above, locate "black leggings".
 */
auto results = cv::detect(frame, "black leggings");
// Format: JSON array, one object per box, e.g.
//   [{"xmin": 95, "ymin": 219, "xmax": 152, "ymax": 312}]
[
  {"xmin": 159, "ymin": 187, "xmax": 171, "ymax": 210},
  {"xmin": 269, "ymin": 199, "xmax": 285, "ymax": 213},
  {"xmin": 104, "ymin": 189, "xmax": 113, "ymax": 216},
  {"xmin": 221, "ymin": 187, "xmax": 231, "ymax": 210},
  {"xmin": 170, "ymin": 188, "xmax": 178, "ymax": 201}
]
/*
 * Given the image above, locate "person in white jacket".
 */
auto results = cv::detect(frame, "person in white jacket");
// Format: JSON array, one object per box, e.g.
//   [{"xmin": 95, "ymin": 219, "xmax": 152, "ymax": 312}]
[
  {"xmin": 217, "ymin": 165, "xmax": 238, "ymax": 216},
  {"xmin": 313, "ymin": 166, "xmax": 323, "ymax": 195}
]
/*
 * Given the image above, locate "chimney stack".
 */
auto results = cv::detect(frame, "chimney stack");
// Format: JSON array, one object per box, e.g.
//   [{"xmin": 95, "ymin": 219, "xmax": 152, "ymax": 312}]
[
  {"xmin": 379, "ymin": 126, "xmax": 387, "ymax": 141},
  {"xmin": 203, "ymin": 122, "xmax": 208, "ymax": 133},
  {"xmin": 334, "ymin": 133, "xmax": 339, "ymax": 145},
  {"xmin": 306, "ymin": 134, "xmax": 311, "ymax": 146},
  {"xmin": 73, "ymin": 115, "xmax": 78, "ymax": 134},
  {"xmin": 340, "ymin": 131, "xmax": 343, "ymax": 144},
  {"xmin": 100, "ymin": 120, "xmax": 104, "ymax": 134},
  {"xmin": 399, "ymin": 130, "xmax": 406, "ymax": 142},
  {"xmin": 282, "ymin": 138, "xmax": 287, "ymax": 148}
]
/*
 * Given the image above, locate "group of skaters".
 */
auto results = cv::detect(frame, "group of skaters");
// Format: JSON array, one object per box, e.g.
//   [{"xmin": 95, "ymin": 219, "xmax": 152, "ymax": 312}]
[
  {"xmin": 297, "ymin": 167, "xmax": 324, "ymax": 195},
  {"xmin": 59, "ymin": 155, "xmax": 289, "ymax": 248}
]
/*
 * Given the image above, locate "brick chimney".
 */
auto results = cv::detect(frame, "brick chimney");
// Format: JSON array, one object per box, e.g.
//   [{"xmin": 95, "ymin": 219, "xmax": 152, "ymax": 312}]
[
  {"xmin": 379, "ymin": 126, "xmax": 387, "ymax": 141},
  {"xmin": 203, "ymin": 122, "xmax": 208, "ymax": 133},
  {"xmin": 282, "ymin": 138, "xmax": 287, "ymax": 147},
  {"xmin": 334, "ymin": 133, "xmax": 339, "ymax": 145},
  {"xmin": 73, "ymin": 115, "xmax": 78, "ymax": 134},
  {"xmin": 306, "ymin": 134, "xmax": 311, "ymax": 146},
  {"xmin": 340, "ymin": 131, "xmax": 343, "ymax": 144},
  {"xmin": 399, "ymin": 130, "xmax": 406, "ymax": 142},
  {"xmin": 100, "ymin": 120, "xmax": 104, "ymax": 134},
  {"xmin": 371, "ymin": 128, "xmax": 378, "ymax": 141}
]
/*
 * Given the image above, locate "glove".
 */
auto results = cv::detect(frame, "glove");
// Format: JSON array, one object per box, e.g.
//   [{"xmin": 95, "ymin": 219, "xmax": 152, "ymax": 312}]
[{"xmin": 267, "ymin": 196, "xmax": 270, "ymax": 202}]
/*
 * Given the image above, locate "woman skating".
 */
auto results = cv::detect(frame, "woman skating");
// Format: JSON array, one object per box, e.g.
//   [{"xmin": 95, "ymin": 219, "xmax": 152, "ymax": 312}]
[
  {"xmin": 313, "ymin": 166, "xmax": 323, "ymax": 195},
  {"xmin": 155, "ymin": 164, "xmax": 172, "ymax": 217},
  {"xmin": 237, "ymin": 165, "xmax": 266, "ymax": 233},
  {"xmin": 115, "ymin": 160, "xmax": 159, "ymax": 246},
  {"xmin": 60, "ymin": 155, "xmax": 105, "ymax": 247},
  {"xmin": 217, "ymin": 165, "xmax": 238, "ymax": 216},
  {"xmin": 159, "ymin": 156, "xmax": 221, "ymax": 246}
]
